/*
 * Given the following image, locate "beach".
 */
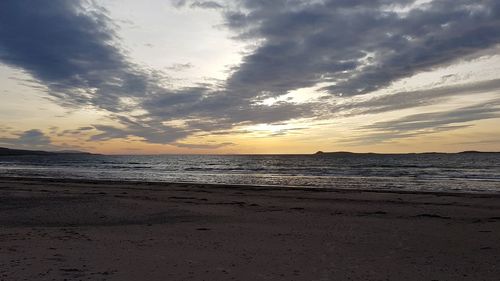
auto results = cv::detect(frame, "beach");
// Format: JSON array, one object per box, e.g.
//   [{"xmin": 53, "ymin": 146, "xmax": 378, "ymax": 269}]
[{"xmin": 1, "ymin": 177, "xmax": 499, "ymax": 280}]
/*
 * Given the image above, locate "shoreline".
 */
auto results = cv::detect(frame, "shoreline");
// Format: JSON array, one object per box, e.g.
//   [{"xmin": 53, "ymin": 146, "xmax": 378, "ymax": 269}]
[
  {"xmin": 1, "ymin": 175, "xmax": 499, "ymax": 198},
  {"xmin": 1, "ymin": 177, "xmax": 500, "ymax": 280}
]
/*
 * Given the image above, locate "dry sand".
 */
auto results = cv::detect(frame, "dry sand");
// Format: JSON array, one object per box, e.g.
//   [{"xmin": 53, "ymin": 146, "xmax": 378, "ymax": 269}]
[{"xmin": 0, "ymin": 177, "xmax": 499, "ymax": 280}]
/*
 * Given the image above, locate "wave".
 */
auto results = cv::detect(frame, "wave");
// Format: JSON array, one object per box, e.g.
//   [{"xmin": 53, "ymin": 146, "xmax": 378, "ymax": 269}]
[{"xmin": 1, "ymin": 153, "xmax": 499, "ymax": 193}]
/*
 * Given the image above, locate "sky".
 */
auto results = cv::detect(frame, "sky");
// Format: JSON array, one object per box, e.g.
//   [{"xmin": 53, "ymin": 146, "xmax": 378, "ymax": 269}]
[{"xmin": 0, "ymin": 0, "xmax": 500, "ymax": 154}]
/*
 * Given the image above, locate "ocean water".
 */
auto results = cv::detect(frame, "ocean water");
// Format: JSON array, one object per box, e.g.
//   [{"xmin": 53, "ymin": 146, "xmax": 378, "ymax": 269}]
[{"xmin": 0, "ymin": 153, "xmax": 499, "ymax": 193}]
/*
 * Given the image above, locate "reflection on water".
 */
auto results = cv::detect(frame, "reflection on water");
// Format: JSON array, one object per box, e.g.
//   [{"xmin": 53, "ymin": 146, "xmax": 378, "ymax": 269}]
[{"xmin": 0, "ymin": 153, "xmax": 499, "ymax": 193}]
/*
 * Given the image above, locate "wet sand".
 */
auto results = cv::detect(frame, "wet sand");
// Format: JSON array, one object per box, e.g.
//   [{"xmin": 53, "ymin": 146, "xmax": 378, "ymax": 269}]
[{"xmin": 0, "ymin": 177, "xmax": 499, "ymax": 280}]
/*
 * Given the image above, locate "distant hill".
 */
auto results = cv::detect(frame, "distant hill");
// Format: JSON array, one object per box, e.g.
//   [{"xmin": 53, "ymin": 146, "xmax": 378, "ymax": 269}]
[
  {"xmin": 314, "ymin": 151, "xmax": 367, "ymax": 156},
  {"xmin": 0, "ymin": 147, "xmax": 93, "ymax": 156},
  {"xmin": 314, "ymin": 150, "xmax": 498, "ymax": 155}
]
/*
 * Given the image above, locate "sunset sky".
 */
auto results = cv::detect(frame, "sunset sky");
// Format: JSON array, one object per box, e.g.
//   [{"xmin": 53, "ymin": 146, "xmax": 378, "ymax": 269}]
[{"xmin": 1, "ymin": 0, "xmax": 500, "ymax": 154}]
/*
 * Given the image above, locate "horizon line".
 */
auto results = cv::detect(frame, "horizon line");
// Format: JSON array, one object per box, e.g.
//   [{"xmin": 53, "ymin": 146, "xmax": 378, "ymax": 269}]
[{"xmin": 1, "ymin": 146, "xmax": 499, "ymax": 156}]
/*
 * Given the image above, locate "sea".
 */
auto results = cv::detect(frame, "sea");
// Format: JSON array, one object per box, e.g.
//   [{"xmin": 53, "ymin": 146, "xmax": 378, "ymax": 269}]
[{"xmin": 0, "ymin": 153, "xmax": 499, "ymax": 193}]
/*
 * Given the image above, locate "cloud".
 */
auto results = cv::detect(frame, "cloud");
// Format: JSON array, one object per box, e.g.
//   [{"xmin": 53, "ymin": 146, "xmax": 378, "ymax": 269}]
[
  {"xmin": 0, "ymin": 0, "xmax": 196, "ymax": 143},
  {"xmin": 267, "ymin": 127, "xmax": 306, "ymax": 137},
  {"xmin": 57, "ymin": 126, "xmax": 96, "ymax": 137},
  {"xmin": 0, "ymin": 1, "xmax": 134, "ymax": 109},
  {"xmin": 340, "ymin": 124, "xmax": 473, "ymax": 146},
  {"xmin": 1, "ymin": 0, "xmax": 500, "ymax": 148},
  {"xmin": 223, "ymin": 0, "xmax": 500, "ymax": 97},
  {"xmin": 166, "ymin": 63, "xmax": 194, "ymax": 72},
  {"xmin": 90, "ymin": 123, "xmax": 191, "ymax": 144},
  {"xmin": 173, "ymin": 0, "xmax": 223, "ymax": 9},
  {"xmin": 343, "ymin": 99, "xmax": 500, "ymax": 145},
  {"xmin": 0, "ymin": 126, "xmax": 13, "ymax": 133},
  {"xmin": 0, "ymin": 0, "xmax": 316, "ymax": 146},
  {"xmin": 78, "ymin": 126, "xmax": 94, "ymax": 131},
  {"xmin": 190, "ymin": 1, "xmax": 224, "ymax": 10},
  {"xmin": 331, "ymin": 78, "xmax": 500, "ymax": 117},
  {"xmin": 363, "ymin": 100, "xmax": 500, "ymax": 132},
  {"xmin": 0, "ymin": 129, "xmax": 53, "ymax": 149},
  {"xmin": 173, "ymin": 142, "xmax": 234, "ymax": 149}
]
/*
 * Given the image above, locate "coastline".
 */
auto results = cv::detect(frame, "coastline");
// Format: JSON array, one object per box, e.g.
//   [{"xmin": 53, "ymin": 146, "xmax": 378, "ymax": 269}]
[
  {"xmin": 2, "ymin": 175, "xmax": 500, "ymax": 197},
  {"xmin": 1, "ymin": 177, "xmax": 499, "ymax": 280}
]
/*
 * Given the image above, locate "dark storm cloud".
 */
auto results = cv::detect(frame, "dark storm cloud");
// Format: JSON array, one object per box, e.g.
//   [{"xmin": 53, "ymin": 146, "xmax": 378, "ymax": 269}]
[{"xmin": 2, "ymin": 0, "xmax": 500, "ymax": 147}]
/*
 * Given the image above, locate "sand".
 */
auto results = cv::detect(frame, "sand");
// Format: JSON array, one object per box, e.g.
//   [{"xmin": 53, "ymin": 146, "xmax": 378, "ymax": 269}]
[{"xmin": 0, "ymin": 177, "xmax": 499, "ymax": 280}]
